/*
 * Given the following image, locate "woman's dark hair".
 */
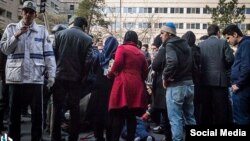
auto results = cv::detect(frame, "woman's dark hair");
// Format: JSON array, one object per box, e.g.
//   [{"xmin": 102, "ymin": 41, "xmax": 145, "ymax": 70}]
[
  {"xmin": 207, "ymin": 24, "xmax": 219, "ymax": 36},
  {"xmin": 181, "ymin": 31, "xmax": 196, "ymax": 46},
  {"xmin": 222, "ymin": 24, "xmax": 243, "ymax": 36},
  {"xmin": 123, "ymin": 30, "xmax": 138, "ymax": 45},
  {"xmin": 137, "ymin": 40, "xmax": 142, "ymax": 49},
  {"xmin": 199, "ymin": 35, "xmax": 209, "ymax": 40},
  {"xmin": 142, "ymin": 44, "xmax": 149, "ymax": 49}
]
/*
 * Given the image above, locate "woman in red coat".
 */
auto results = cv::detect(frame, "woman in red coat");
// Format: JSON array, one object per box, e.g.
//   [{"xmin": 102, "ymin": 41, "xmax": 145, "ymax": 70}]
[{"xmin": 107, "ymin": 30, "xmax": 148, "ymax": 141}]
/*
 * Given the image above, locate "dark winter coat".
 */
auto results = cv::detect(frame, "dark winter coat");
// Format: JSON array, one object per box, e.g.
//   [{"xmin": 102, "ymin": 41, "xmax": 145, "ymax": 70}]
[
  {"xmin": 231, "ymin": 36, "xmax": 250, "ymax": 89},
  {"xmin": 162, "ymin": 36, "xmax": 193, "ymax": 84},
  {"xmin": 54, "ymin": 26, "xmax": 92, "ymax": 82},
  {"xmin": 151, "ymin": 46, "xmax": 167, "ymax": 109},
  {"xmin": 198, "ymin": 35, "xmax": 234, "ymax": 87}
]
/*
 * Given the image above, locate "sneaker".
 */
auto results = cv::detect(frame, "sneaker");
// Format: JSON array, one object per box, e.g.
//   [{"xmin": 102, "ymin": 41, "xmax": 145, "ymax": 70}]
[
  {"xmin": 134, "ymin": 137, "xmax": 141, "ymax": 141},
  {"xmin": 161, "ymin": 137, "xmax": 166, "ymax": 141},
  {"xmin": 146, "ymin": 136, "xmax": 153, "ymax": 141},
  {"xmin": 21, "ymin": 111, "xmax": 31, "ymax": 118},
  {"xmin": 152, "ymin": 126, "xmax": 165, "ymax": 134}
]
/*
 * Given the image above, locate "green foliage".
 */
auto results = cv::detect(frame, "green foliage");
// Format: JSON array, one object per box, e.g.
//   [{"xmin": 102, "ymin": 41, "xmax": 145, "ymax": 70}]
[
  {"xmin": 76, "ymin": 0, "xmax": 108, "ymax": 33},
  {"xmin": 206, "ymin": 0, "xmax": 245, "ymax": 29}
]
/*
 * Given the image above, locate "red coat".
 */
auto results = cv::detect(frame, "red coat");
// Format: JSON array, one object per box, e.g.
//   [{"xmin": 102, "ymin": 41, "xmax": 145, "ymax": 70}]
[{"xmin": 108, "ymin": 42, "xmax": 148, "ymax": 111}]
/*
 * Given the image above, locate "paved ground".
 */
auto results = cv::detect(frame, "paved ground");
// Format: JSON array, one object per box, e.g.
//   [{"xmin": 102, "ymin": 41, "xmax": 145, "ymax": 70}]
[{"xmin": 2, "ymin": 116, "xmax": 164, "ymax": 141}]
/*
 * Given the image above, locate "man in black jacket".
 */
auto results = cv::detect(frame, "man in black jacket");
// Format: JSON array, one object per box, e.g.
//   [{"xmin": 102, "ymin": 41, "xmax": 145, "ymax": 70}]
[
  {"xmin": 51, "ymin": 16, "xmax": 93, "ymax": 141},
  {"xmin": 198, "ymin": 24, "xmax": 234, "ymax": 125},
  {"xmin": 161, "ymin": 22, "xmax": 196, "ymax": 141}
]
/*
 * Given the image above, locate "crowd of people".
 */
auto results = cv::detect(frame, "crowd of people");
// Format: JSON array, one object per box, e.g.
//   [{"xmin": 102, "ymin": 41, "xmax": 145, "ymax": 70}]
[{"xmin": 0, "ymin": 1, "xmax": 250, "ymax": 141}]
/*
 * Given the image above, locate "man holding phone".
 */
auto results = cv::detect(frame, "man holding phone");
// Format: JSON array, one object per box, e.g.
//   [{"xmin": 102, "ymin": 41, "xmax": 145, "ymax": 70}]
[{"xmin": 0, "ymin": 1, "xmax": 56, "ymax": 141}]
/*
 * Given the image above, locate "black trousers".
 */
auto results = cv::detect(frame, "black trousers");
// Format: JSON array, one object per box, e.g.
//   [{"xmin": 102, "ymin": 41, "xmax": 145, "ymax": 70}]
[
  {"xmin": 8, "ymin": 84, "xmax": 43, "ymax": 141},
  {"xmin": 51, "ymin": 79, "xmax": 81, "ymax": 141},
  {"xmin": 199, "ymin": 86, "xmax": 232, "ymax": 125},
  {"xmin": 0, "ymin": 80, "xmax": 9, "ymax": 130},
  {"xmin": 110, "ymin": 108, "xmax": 138, "ymax": 141}
]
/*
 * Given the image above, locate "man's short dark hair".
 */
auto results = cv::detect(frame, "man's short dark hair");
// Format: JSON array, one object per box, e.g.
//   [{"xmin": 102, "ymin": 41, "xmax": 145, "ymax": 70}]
[
  {"xmin": 222, "ymin": 24, "xmax": 243, "ymax": 36},
  {"xmin": 207, "ymin": 24, "xmax": 220, "ymax": 36},
  {"xmin": 73, "ymin": 17, "xmax": 88, "ymax": 28}
]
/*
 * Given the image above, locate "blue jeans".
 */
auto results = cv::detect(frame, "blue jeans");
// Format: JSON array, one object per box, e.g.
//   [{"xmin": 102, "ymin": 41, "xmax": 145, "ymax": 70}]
[
  {"xmin": 166, "ymin": 84, "xmax": 196, "ymax": 141},
  {"xmin": 232, "ymin": 86, "xmax": 250, "ymax": 124}
]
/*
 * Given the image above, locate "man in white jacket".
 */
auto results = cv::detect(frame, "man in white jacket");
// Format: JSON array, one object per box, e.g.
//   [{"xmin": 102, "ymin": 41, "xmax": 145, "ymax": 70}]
[{"xmin": 0, "ymin": 1, "xmax": 56, "ymax": 141}]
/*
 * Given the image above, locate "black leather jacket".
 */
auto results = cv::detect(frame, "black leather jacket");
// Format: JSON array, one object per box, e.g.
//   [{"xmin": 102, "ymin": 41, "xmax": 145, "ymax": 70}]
[{"xmin": 54, "ymin": 26, "xmax": 92, "ymax": 82}]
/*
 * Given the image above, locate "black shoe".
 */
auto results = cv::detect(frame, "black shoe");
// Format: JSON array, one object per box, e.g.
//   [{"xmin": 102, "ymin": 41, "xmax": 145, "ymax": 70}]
[
  {"xmin": 21, "ymin": 111, "xmax": 31, "ymax": 118},
  {"xmin": 152, "ymin": 126, "xmax": 165, "ymax": 134}
]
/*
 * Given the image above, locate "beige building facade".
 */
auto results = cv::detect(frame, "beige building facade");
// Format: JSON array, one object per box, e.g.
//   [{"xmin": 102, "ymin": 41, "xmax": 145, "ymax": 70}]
[
  {"xmin": 0, "ymin": 0, "xmax": 20, "ymax": 29},
  {"xmin": 103, "ymin": 0, "xmax": 250, "ymax": 43},
  {"xmin": 0, "ymin": 0, "xmax": 80, "ymax": 30},
  {"xmin": 1, "ymin": 0, "xmax": 249, "ymax": 43}
]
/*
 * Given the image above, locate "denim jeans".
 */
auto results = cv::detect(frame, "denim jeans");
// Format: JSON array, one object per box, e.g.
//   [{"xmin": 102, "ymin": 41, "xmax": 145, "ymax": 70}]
[
  {"xmin": 166, "ymin": 83, "xmax": 196, "ymax": 141},
  {"xmin": 232, "ymin": 86, "xmax": 250, "ymax": 124}
]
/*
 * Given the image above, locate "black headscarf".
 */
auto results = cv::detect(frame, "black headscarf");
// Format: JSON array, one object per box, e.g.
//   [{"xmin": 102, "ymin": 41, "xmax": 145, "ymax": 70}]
[
  {"xmin": 152, "ymin": 34, "xmax": 162, "ymax": 48},
  {"xmin": 123, "ymin": 30, "xmax": 138, "ymax": 45},
  {"xmin": 181, "ymin": 31, "xmax": 196, "ymax": 46}
]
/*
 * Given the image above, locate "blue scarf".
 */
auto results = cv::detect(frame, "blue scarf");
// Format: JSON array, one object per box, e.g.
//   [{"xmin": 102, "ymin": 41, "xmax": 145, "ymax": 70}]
[{"xmin": 99, "ymin": 36, "xmax": 119, "ymax": 70}]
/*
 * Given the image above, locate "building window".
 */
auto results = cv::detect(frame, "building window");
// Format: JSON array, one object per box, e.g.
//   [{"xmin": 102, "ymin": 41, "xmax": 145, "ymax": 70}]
[
  {"xmin": 170, "ymin": 8, "xmax": 183, "ymax": 14},
  {"xmin": 70, "ymin": 5, "xmax": 74, "ymax": 11},
  {"xmin": 55, "ymin": 5, "xmax": 59, "ymax": 11},
  {"xmin": 6, "ymin": 11, "xmax": 12, "ymax": 19},
  {"xmin": 51, "ymin": 2, "xmax": 55, "ymax": 8},
  {"xmin": 124, "ymin": 7, "xmax": 136, "ymax": 14},
  {"xmin": 106, "ymin": 7, "xmax": 120, "ymax": 13},
  {"xmin": 187, "ymin": 23, "xmax": 200, "ymax": 29},
  {"xmin": 111, "ymin": 22, "xmax": 121, "ymax": 29},
  {"xmin": 175, "ymin": 23, "xmax": 184, "ymax": 29},
  {"xmin": 68, "ymin": 15, "xmax": 72, "ymax": 21},
  {"xmin": 0, "ymin": 8, "xmax": 5, "ymax": 16},
  {"xmin": 123, "ymin": 22, "xmax": 136, "ymax": 29},
  {"xmin": 246, "ymin": 8, "xmax": 250, "ymax": 14},
  {"xmin": 155, "ymin": 7, "xmax": 167, "ymax": 13},
  {"xmin": 203, "ymin": 8, "xmax": 209, "ymax": 14},
  {"xmin": 139, "ymin": 22, "xmax": 151, "ymax": 28},
  {"xmin": 237, "ymin": 24, "xmax": 246, "ymax": 30},
  {"xmin": 139, "ymin": 7, "xmax": 152, "ymax": 13},
  {"xmin": 187, "ymin": 8, "xmax": 200, "ymax": 14},
  {"xmin": 202, "ymin": 24, "xmax": 208, "ymax": 29}
]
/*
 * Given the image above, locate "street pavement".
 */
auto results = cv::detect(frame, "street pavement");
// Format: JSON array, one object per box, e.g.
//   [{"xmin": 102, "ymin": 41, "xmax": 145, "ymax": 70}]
[{"xmin": 2, "ymin": 116, "xmax": 164, "ymax": 141}]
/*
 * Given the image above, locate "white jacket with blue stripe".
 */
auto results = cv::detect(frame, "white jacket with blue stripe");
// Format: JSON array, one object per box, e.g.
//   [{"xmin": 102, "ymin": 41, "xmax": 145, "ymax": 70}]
[{"xmin": 0, "ymin": 20, "xmax": 56, "ymax": 84}]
